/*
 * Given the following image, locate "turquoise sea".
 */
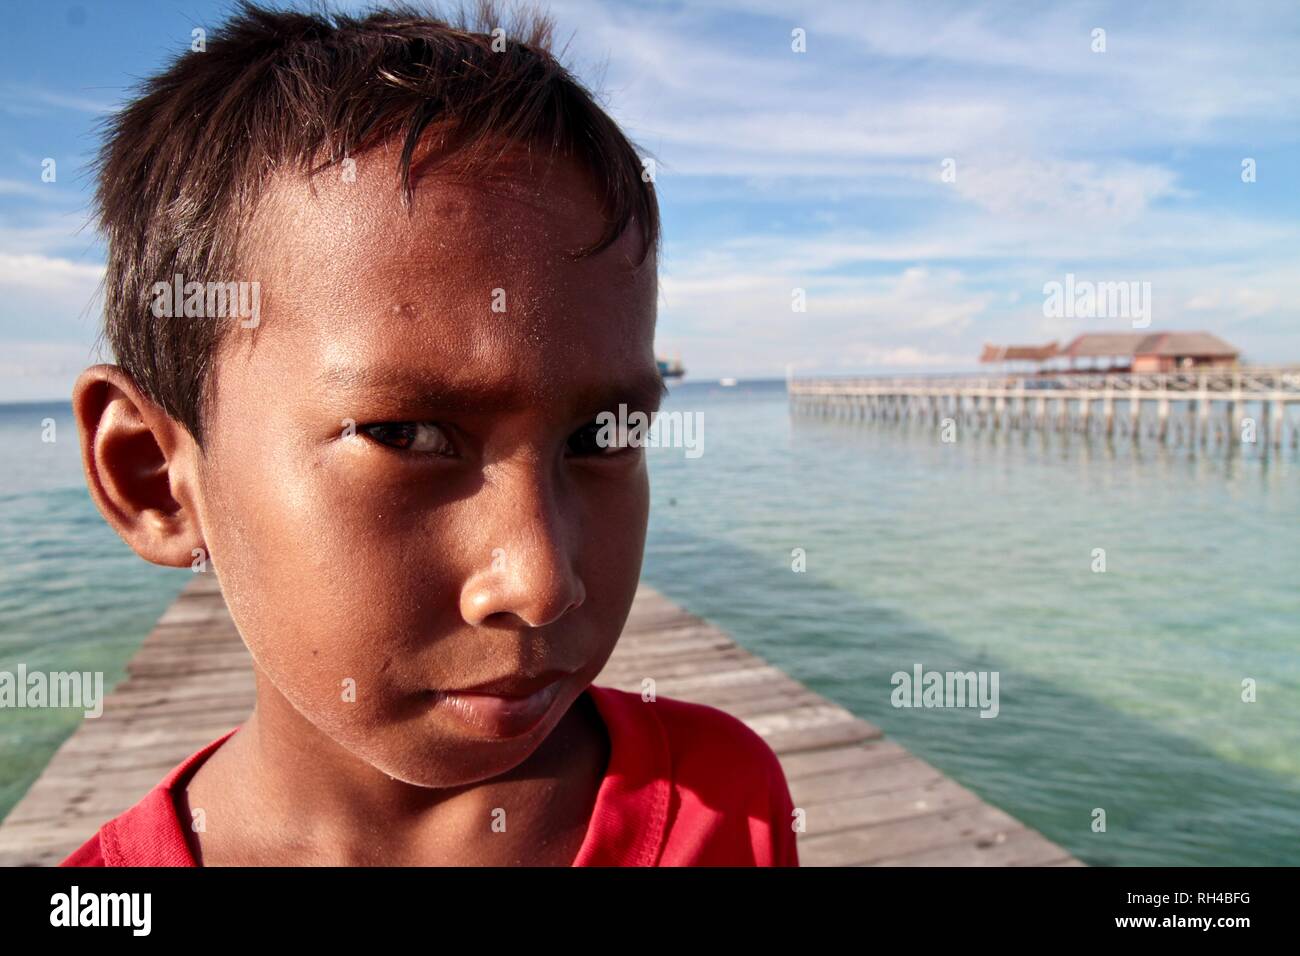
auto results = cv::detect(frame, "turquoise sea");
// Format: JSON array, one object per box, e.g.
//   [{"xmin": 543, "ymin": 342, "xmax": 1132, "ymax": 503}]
[
  {"xmin": 0, "ymin": 401, "xmax": 188, "ymax": 819},
  {"xmin": 2, "ymin": 385, "xmax": 1298, "ymax": 865}
]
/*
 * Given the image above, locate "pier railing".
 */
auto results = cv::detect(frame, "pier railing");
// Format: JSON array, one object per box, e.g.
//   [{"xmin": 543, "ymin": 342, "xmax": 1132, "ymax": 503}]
[
  {"xmin": 788, "ymin": 366, "xmax": 1300, "ymax": 450},
  {"xmin": 789, "ymin": 366, "xmax": 1300, "ymax": 394}
]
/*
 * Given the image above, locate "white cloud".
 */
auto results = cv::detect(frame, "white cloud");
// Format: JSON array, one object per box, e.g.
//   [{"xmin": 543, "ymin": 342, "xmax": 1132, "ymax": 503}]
[
  {"xmin": 0, "ymin": 252, "xmax": 104, "ymax": 288},
  {"xmin": 943, "ymin": 157, "xmax": 1184, "ymax": 222},
  {"xmin": 0, "ymin": 252, "xmax": 105, "ymax": 357}
]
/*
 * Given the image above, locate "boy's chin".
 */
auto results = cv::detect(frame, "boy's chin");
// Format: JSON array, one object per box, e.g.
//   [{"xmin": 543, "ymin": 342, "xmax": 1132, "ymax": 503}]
[{"xmin": 332, "ymin": 711, "xmax": 559, "ymax": 789}]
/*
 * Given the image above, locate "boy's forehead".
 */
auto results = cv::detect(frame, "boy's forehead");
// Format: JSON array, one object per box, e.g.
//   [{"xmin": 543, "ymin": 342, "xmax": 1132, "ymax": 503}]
[
  {"xmin": 232, "ymin": 142, "xmax": 657, "ymax": 404},
  {"xmin": 249, "ymin": 140, "xmax": 641, "ymax": 275}
]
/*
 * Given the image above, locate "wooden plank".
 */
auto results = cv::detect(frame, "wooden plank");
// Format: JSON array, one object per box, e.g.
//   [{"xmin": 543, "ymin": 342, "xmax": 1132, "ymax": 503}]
[
  {"xmin": 795, "ymin": 778, "xmax": 986, "ymax": 831},
  {"xmin": 778, "ymin": 740, "xmax": 915, "ymax": 778},
  {"xmin": 796, "ymin": 792, "xmax": 1077, "ymax": 866},
  {"xmin": 788, "ymin": 755, "xmax": 948, "ymax": 805},
  {"xmin": 866, "ymin": 828, "xmax": 1075, "ymax": 867},
  {"xmin": 764, "ymin": 720, "xmax": 885, "ymax": 755}
]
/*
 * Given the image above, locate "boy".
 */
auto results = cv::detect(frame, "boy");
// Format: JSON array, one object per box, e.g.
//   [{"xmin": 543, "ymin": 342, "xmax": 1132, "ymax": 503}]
[{"xmin": 61, "ymin": 2, "xmax": 798, "ymax": 866}]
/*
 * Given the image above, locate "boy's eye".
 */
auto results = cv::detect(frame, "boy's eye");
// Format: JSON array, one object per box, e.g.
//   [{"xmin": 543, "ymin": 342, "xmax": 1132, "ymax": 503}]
[
  {"xmin": 362, "ymin": 421, "xmax": 456, "ymax": 456},
  {"xmin": 568, "ymin": 419, "xmax": 632, "ymax": 457}
]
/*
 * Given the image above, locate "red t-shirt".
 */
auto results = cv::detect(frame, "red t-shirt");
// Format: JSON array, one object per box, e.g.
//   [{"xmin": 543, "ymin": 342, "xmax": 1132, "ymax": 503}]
[{"xmin": 60, "ymin": 684, "xmax": 799, "ymax": 866}]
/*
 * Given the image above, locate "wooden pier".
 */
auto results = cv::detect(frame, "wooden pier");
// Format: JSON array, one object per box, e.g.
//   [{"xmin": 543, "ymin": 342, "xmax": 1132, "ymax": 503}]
[
  {"xmin": 788, "ymin": 367, "xmax": 1300, "ymax": 452},
  {"xmin": 0, "ymin": 574, "xmax": 1078, "ymax": 866}
]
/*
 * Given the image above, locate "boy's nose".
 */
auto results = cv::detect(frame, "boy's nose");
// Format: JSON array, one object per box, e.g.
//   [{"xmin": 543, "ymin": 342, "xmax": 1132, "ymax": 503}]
[{"xmin": 457, "ymin": 477, "xmax": 586, "ymax": 629}]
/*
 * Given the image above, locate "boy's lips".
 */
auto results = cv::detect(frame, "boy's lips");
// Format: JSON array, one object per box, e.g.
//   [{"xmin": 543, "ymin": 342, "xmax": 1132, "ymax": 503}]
[
  {"xmin": 448, "ymin": 669, "xmax": 575, "ymax": 699},
  {"xmin": 428, "ymin": 670, "xmax": 574, "ymax": 738},
  {"xmin": 432, "ymin": 684, "xmax": 565, "ymax": 738}
]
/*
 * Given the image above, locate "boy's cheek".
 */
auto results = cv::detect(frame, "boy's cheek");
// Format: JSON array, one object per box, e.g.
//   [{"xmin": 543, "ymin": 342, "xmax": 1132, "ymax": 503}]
[
  {"xmin": 585, "ymin": 464, "xmax": 651, "ymax": 558},
  {"xmin": 576, "ymin": 470, "xmax": 650, "ymax": 629},
  {"xmin": 201, "ymin": 465, "xmax": 460, "ymax": 682},
  {"xmin": 208, "ymin": 433, "xmax": 445, "ymax": 569},
  {"xmin": 224, "ymin": 562, "xmax": 455, "ymax": 735}
]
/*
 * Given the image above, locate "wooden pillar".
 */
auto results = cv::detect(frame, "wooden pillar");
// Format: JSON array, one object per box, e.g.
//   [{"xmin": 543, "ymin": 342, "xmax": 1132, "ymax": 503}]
[{"xmin": 1197, "ymin": 378, "xmax": 1210, "ymax": 447}]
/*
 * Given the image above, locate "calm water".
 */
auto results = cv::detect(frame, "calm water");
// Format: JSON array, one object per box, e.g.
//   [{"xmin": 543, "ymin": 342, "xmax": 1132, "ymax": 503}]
[
  {"xmin": 2, "ymin": 388, "xmax": 1298, "ymax": 865},
  {"xmin": 0, "ymin": 402, "xmax": 188, "ymax": 819}
]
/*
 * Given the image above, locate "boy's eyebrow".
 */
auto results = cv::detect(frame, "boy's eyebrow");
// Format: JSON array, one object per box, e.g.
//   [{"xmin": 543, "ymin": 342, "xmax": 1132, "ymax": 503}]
[{"xmin": 317, "ymin": 364, "xmax": 669, "ymax": 415}]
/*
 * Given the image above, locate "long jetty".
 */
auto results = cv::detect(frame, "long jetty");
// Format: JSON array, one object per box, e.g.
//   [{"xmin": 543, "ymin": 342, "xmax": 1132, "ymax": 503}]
[
  {"xmin": 0, "ymin": 574, "xmax": 1077, "ymax": 866},
  {"xmin": 788, "ymin": 366, "xmax": 1300, "ymax": 451}
]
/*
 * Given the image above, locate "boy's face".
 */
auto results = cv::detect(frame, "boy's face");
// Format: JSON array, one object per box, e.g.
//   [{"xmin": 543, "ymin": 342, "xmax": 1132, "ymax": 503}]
[{"xmin": 193, "ymin": 144, "xmax": 659, "ymax": 787}]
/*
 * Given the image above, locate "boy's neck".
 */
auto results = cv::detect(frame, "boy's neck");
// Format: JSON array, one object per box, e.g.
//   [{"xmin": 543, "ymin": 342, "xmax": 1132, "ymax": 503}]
[{"xmin": 179, "ymin": 673, "xmax": 610, "ymax": 865}]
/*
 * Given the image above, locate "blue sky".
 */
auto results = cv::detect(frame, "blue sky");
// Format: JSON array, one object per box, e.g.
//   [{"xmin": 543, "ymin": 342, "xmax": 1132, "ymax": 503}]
[{"xmin": 1, "ymin": 0, "xmax": 1298, "ymax": 399}]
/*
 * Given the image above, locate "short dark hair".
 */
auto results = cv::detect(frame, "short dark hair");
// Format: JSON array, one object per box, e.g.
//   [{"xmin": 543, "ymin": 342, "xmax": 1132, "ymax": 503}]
[{"xmin": 94, "ymin": 0, "xmax": 659, "ymax": 443}]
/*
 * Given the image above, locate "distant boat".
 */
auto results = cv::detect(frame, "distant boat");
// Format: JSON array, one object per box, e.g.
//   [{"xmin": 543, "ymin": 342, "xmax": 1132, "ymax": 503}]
[
  {"xmin": 657, "ymin": 356, "xmax": 685, "ymax": 379},
  {"xmin": 719, "ymin": 377, "xmax": 738, "ymax": 387}
]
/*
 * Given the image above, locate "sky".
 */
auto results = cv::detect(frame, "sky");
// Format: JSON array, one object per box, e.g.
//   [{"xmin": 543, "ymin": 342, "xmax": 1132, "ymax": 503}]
[{"xmin": 0, "ymin": 0, "xmax": 1297, "ymax": 399}]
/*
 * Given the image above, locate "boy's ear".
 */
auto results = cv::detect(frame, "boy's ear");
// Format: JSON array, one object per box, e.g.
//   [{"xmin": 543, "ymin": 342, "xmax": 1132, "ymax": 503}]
[{"xmin": 72, "ymin": 364, "xmax": 206, "ymax": 568}]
